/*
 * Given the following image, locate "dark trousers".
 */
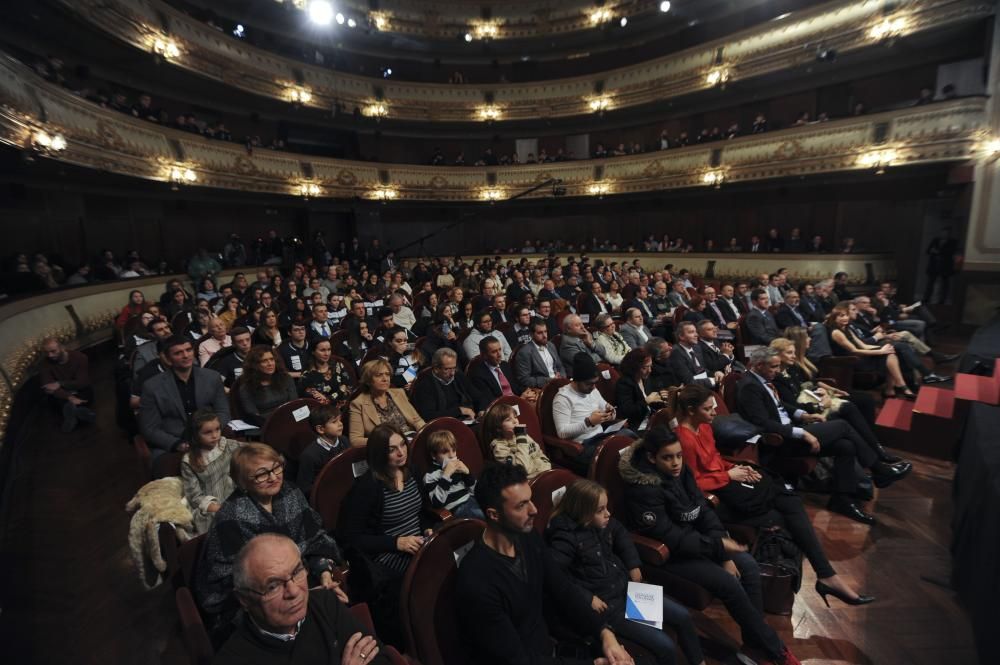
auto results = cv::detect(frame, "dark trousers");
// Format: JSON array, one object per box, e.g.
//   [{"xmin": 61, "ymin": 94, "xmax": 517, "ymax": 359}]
[
  {"xmin": 662, "ymin": 552, "xmax": 784, "ymax": 659},
  {"xmin": 832, "ymin": 400, "xmax": 880, "ymax": 452},
  {"xmin": 722, "ymin": 492, "xmax": 836, "ymax": 579},
  {"xmin": 846, "ymin": 391, "xmax": 877, "ymax": 429},
  {"xmin": 805, "ymin": 419, "xmax": 876, "ymax": 495},
  {"xmin": 890, "ymin": 340, "xmax": 928, "ymax": 379},
  {"xmin": 609, "ymin": 595, "xmax": 704, "ymax": 665}
]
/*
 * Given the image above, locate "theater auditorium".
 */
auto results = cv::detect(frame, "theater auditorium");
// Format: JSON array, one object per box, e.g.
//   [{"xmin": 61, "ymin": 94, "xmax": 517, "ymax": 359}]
[{"xmin": 0, "ymin": 0, "xmax": 997, "ymax": 663}]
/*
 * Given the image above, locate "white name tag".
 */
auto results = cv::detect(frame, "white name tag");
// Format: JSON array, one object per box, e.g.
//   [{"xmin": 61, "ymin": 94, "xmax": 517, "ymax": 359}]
[
  {"xmin": 693, "ymin": 371, "xmax": 709, "ymax": 381},
  {"xmin": 352, "ymin": 460, "xmax": 369, "ymax": 478},
  {"xmin": 292, "ymin": 405, "xmax": 311, "ymax": 422},
  {"xmin": 551, "ymin": 485, "xmax": 567, "ymax": 507},
  {"xmin": 579, "ymin": 314, "xmax": 590, "ymax": 323},
  {"xmin": 290, "ymin": 355, "xmax": 302, "ymax": 371},
  {"xmin": 233, "ymin": 367, "xmax": 243, "ymax": 378},
  {"xmin": 601, "ymin": 369, "xmax": 611, "ymax": 380},
  {"xmin": 373, "ymin": 299, "xmax": 384, "ymax": 307}
]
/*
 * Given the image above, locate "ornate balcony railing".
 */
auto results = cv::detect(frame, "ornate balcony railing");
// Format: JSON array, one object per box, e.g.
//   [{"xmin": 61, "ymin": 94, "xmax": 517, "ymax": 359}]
[
  {"xmin": 0, "ymin": 53, "xmax": 990, "ymax": 202},
  {"xmin": 59, "ymin": 0, "xmax": 994, "ymax": 122}
]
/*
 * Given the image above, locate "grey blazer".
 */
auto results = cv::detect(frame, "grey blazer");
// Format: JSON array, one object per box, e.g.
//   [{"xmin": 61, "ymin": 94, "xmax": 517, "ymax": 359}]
[
  {"xmin": 667, "ymin": 291, "xmax": 690, "ymax": 309},
  {"xmin": 139, "ymin": 367, "xmax": 230, "ymax": 457},
  {"xmin": 559, "ymin": 335, "xmax": 605, "ymax": 373},
  {"xmin": 620, "ymin": 324, "xmax": 653, "ymax": 350},
  {"xmin": 514, "ymin": 342, "xmax": 565, "ymax": 388}
]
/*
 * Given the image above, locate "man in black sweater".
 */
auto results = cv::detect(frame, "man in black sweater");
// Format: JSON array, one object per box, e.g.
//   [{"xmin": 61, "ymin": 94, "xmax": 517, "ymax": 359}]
[
  {"xmin": 455, "ymin": 464, "xmax": 634, "ymax": 665},
  {"xmin": 214, "ymin": 533, "xmax": 388, "ymax": 665}
]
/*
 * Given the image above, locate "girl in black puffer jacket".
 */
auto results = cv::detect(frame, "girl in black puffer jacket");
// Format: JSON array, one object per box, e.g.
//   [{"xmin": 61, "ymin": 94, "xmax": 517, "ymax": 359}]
[{"xmin": 545, "ymin": 479, "xmax": 705, "ymax": 665}]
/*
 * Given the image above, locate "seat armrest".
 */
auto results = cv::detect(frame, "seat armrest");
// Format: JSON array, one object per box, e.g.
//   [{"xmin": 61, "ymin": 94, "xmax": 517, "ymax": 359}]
[
  {"xmin": 704, "ymin": 493, "xmax": 720, "ymax": 507},
  {"xmin": 425, "ymin": 506, "xmax": 453, "ymax": 522},
  {"xmin": 631, "ymin": 533, "xmax": 669, "ymax": 566}
]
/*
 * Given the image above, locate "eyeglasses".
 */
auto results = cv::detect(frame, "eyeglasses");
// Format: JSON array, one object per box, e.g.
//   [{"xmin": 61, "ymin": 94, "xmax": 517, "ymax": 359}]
[
  {"xmin": 239, "ymin": 561, "xmax": 307, "ymax": 601},
  {"xmin": 252, "ymin": 462, "xmax": 284, "ymax": 484}
]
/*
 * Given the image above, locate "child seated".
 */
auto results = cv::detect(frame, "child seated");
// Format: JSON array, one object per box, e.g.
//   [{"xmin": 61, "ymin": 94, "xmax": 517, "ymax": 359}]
[
  {"xmin": 421, "ymin": 430, "xmax": 483, "ymax": 519},
  {"xmin": 296, "ymin": 404, "xmax": 348, "ymax": 497},
  {"xmin": 180, "ymin": 409, "xmax": 245, "ymax": 534},
  {"xmin": 482, "ymin": 403, "xmax": 552, "ymax": 479}
]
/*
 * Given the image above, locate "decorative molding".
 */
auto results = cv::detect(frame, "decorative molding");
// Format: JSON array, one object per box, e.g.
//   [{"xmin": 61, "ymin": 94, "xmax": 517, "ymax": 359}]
[
  {"xmin": 0, "ymin": 55, "xmax": 988, "ymax": 202},
  {"xmin": 56, "ymin": 0, "xmax": 995, "ymax": 123}
]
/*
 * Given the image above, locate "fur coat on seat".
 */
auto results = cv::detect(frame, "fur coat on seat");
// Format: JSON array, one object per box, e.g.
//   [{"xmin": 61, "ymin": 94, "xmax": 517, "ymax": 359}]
[{"xmin": 126, "ymin": 476, "xmax": 194, "ymax": 589}]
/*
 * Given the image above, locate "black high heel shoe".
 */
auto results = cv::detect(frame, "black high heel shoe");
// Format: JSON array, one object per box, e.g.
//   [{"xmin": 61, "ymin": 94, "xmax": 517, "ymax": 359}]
[
  {"xmin": 816, "ymin": 580, "xmax": 876, "ymax": 607},
  {"xmin": 894, "ymin": 386, "xmax": 917, "ymax": 400}
]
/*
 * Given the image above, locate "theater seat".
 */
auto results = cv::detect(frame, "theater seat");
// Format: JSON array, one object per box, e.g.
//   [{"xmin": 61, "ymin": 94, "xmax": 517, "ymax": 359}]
[
  {"xmin": 347, "ymin": 603, "xmax": 411, "ymax": 665},
  {"xmin": 175, "ymin": 587, "xmax": 213, "ymax": 665},
  {"xmin": 331, "ymin": 353, "xmax": 359, "ymax": 384},
  {"xmin": 588, "ymin": 435, "xmax": 714, "ymax": 610},
  {"xmin": 260, "ymin": 398, "xmax": 324, "ymax": 461},
  {"xmin": 536, "ymin": 378, "xmax": 586, "ymax": 473},
  {"xmin": 311, "ymin": 446, "xmax": 369, "ymax": 531},
  {"xmin": 595, "ymin": 362, "xmax": 620, "ymax": 406},
  {"xmin": 399, "ymin": 517, "xmax": 485, "ymax": 665},
  {"xmin": 528, "ymin": 468, "xmax": 580, "ymax": 535},
  {"xmin": 479, "ymin": 395, "xmax": 544, "ymax": 462},
  {"xmin": 176, "ymin": 532, "xmax": 206, "ymax": 589}
]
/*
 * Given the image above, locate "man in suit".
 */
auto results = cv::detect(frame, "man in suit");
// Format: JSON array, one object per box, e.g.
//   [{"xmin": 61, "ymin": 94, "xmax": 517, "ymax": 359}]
[
  {"xmin": 669, "ymin": 322, "xmax": 723, "ymax": 389},
  {"xmin": 411, "ymin": 347, "xmax": 481, "ymax": 421},
  {"xmin": 808, "ymin": 235, "xmax": 827, "ymax": 253},
  {"xmin": 308, "ymin": 303, "xmax": 334, "ymax": 342},
  {"xmin": 785, "ymin": 228, "xmax": 805, "ymax": 253},
  {"xmin": 666, "ymin": 279, "xmax": 691, "ymax": 309},
  {"xmin": 716, "ymin": 284, "xmax": 744, "ymax": 323},
  {"xmin": 798, "ymin": 284, "xmax": 825, "ymax": 322},
  {"xmin": 774, "ymin": 291, "xmax": 812, "ymax": 330},
  {"xmin": 536, "ymin": 279, "xmax": 560, "ymax": 303},
  {"xmin": 534, "ymin": 299, "xmax": 560, "ymax": 338},
  {"xmin": 138, "ymin": 336, "xmax": 230, "ymax": 460},
  {"xmin": 649, "ymin": 280, "xmax": 672, "ymax": 322},
  {"xmin": 619, "ymin": 307, "xmax": 653, "ymax": 350},
  {"xmin": 745, "ymin": 289, "xmax": 781, "ymax": 345},
  {"xmin": 559, "ymin": 314, "xmax": 607, "ymax": 372},
  {"xmin": 556, "ymin": 275, "xmax": 582, "ymax": 304},
  {"xmin": 748, "ymin": 235, "xmax": 763, "ymax": 253},
  {"xmin": 701, "ymin": 286, "xmax": 739, "ymax": 339},
  {"xmin": 468, "ymin": 337, "xmax": 522, "ymax": 411},
  {"xmin": 696, "ymin": 319, "xmax": 743, "ymax": 374},
  {"xmin": 734, "ymin": 282, "xmax": 753, "ymax": 315},
  {"xmin": 737, "ymin": 348, "xmax": 907, "ymax": 525},
  {"xmin": 514, "ymin": 318, "xmax": 566, "ymax": 388},
  {"xmin": 580, "ymin": 282, "xmax": 612, "ymax": 321}
]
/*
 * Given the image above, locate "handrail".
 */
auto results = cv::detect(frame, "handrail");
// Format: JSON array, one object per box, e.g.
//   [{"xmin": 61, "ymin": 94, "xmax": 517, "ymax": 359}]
[
  {"xmin": 0, "ymin": 51, "xmax": 987, "ymax": 202},
  {"xmin": 58, "ymin": 0, "xmax": 992, "ymax": 122}
]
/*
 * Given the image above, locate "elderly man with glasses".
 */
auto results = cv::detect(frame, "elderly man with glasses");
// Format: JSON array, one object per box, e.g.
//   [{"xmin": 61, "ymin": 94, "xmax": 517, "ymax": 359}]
[{"xmin": 214, "ymin": 532, "xmax": 390, "ymax": 664}]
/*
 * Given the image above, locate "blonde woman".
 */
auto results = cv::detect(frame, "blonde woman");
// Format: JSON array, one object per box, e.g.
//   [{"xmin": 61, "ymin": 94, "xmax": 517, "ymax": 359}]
[{"xmin": 348, "ymin": 359, "xmax": 425, "ymax": 447}]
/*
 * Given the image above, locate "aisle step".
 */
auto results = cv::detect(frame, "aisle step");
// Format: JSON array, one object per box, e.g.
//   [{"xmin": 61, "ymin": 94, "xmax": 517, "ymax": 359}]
[
  {"xmin": 913, "ymin": 386, "xmax": 955, "ymax": 419},
  {"xmin": 876, "ymin": 398, "xmax": 914, "ymax": 432}
]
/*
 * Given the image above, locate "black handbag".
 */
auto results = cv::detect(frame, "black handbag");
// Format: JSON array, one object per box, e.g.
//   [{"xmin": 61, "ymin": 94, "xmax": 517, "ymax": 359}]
[
  {"xmin": 751, "ymin": 525, "xmax": 803, "ymax": 616},
  {"xmin": 711, "ymin": 414, "xmax": 762, "ymax": 451}
]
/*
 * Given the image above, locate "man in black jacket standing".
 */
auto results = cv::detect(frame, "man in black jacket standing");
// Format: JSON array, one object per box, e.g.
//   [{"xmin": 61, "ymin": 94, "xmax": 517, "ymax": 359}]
[{"xmin": 455, "ymin": 464, "xmax": 634, "ymax": 665}]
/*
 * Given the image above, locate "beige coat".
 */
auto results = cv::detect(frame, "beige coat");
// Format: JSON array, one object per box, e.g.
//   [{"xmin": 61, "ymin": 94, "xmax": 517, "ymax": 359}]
[
  {"xmin": 349, "ymin": 387, "xmax": 426, "ymax": 447},
  {"xmin": 489, "ymin": 434, "xmax": 552, "ymax": 480}
]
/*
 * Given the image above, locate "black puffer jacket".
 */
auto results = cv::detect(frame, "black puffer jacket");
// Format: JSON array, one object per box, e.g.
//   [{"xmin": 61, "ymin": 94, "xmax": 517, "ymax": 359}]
[
  {"xmin": 618, "ymin": 441, "xmax": 728, "ymax": 563},
  {"xmin": 545, "ymin": 514, "xmax": 642, "ymax": 617}
]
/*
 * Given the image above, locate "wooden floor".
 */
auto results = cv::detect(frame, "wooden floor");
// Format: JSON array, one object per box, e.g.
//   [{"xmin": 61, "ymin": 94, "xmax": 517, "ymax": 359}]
[{"xmin": 0, "ymin": 347, "xmax": 979, "ymax": 665}]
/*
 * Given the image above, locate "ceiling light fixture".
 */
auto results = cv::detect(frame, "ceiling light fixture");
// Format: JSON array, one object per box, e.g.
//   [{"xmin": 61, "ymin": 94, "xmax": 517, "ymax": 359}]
[
  {"xmin": 858, "ymin": 148, "xmax": 897, "ymax": 174},
  {"xmin": 478, "ymin": 105, "xmax": 502, "ymax": 121},
  {"xmin": 619, "ymin": 17, "xmax": 628, "ymax": 28},
  {"xmin": 706, "ymin": 67, "xmax": 730, "ymax": 87},
  {"xmin": 335, "ymin": 13, "xmax": 345, "ymax": 25},
  {"xmin": 152, "ymin": 37, "xmax": 181, "ymax": 59},
  {"xmin": 481, "ymin": 188, "xmax": 504, "ymax": 202},
  {"xmin": 370, "ymin": 186, "xmax": 398, "ymax": 201},
  {"xmin": 660, "ymin": 2, "xmax": 671, "ymax": 13},
  {"xmin": 299, "ymin": 182, "xmax": 322, "ymax": 198},
  {"xmin": 588, "ymin": 96, "xmax": 612, "ymax": 113},
  {"xmin": 590, "ymin": 8, "xmax": 613, "ymax": 24},
  {"xmin": 702, "ymin": 170, "xmax": 725, "ymax": 188},
  {"xmin": 307, "ymin": 1, "xmax": 334, "ymax": 26}
]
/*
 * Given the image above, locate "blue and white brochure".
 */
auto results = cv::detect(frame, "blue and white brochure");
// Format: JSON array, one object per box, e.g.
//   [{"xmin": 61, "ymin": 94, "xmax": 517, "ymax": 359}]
[{"xmin": 625, "ymin": 581, "xmax": 663, "ymax": 629}]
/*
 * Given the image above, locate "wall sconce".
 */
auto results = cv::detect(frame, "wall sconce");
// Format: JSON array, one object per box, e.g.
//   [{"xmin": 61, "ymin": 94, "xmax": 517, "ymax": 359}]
[
  {"xmin": 869, "ymin": 16, "xmax": 906, "ymax": 41},
  {"xmin": 587, "ymin": 182, "xmax": 611, "ymax": 197},
  {"xmin": 370, "ymin": 187, "xmax": 398, "ymax": 201},
  {"xmin": 983, "ymin": 138, "xmax": 1000, "ymax": 159},
  {"xmin": 471, "ymin": 21, "xmax": 501, "ymax": 40},
  {"xmin": 30, "ymin": 128, "xmax": 67, "ymax": 155},
  {"xmin": 152, "ymin": 37, "xmax": 181, "ymax": 59},
  {"xmin": 481, "ymin": 188, "xmax": 504, "ymax": 202},
  {"xmin": 702, "ymin": 170, "xmax": 726, "ymax": 188},
  {"xmin": 589, "ymin": 8, "xmax": 614, "ymax": 24},
  {"xmin": 287, "ymin": 87, "xmax": 313, "ymax": 104},
  {"xmin": 364, "ymin": 103, "xmax": 389, "ymax": 119},
  {"xmin": 588, "ymin": 96, "xmax": 612, "ymax": 113},
  {"xmin": 858, "ymin": 148, "xmax": 897, "ymax": 174},
  {"xmin": 706, "ymin": 67, "xmax": 730, "ymax": 87},
  {"xmin": 298, "ymin": 182, "xmax": 321, "ymax": 199},
  {"xmin": 168, "ymin": 164, "xmax": 197, "ymax": 190},
  {"xmin": 478, "ymin": 105, "xmax": 502, "ymax": 122}
]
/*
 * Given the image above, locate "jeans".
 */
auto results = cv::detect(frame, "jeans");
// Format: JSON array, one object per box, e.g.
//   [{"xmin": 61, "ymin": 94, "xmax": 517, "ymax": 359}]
[
  {"xmin": 610, "ymin": 595, "xmax": 704, "ymax": 665},
  {"xmin": 450, "ymin": 497, "xmax": 485, "ymax": 520},
  {"xmin": 662, "ymin": 551, "xmax": 784, "ymax": 659}
]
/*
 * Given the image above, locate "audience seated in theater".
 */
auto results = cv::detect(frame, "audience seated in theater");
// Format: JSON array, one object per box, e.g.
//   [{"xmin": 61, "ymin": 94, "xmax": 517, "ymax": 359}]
[
  {"xmin": 276, "ymin": 320, "xmax": 310, "ymax": 378},
  {"xmin": 462, "ymin": 310, "xmax": 512, "ymax": 364},
  {"xmin": 308, "ymin": 303, "xmax": 334, "ymax": 342},
  {"xmin": 852, "ymin": 297, "xmax": 954, "ymax": 379},
  {"xmin": 505, "ymin": 306, "xmax": 535, "ymax": 349},
  {"xmin": 387, "ymin": 294, "xmax": 416, "ymax": 331},
  {"xmin": 683, "ymin": 296, "xmax": 708, "ymax": 324},
  {"xmin": 468, "ymin": 336, "xmax": 522, "ymax": 406},
  {"xmin": 251, "ymin": 309, "xmax": 282, "ymax": 347},
  {"xmin": 514, "ymin": 318, "xmax": 565, "ymax": 389},
  {"xmin": 340, "ymin": 424, "xmax": 431, "ymax": 641},
  {"xmin": 411, "ymin": 348, "xmax": 480, "ymax": 421},
  {"xmin": 139, "ymin": 335, "xmax": 230, "ymax": 459},
  {"xmin": 338, "ymin": 318, "xmax": 372, "ymax": 365},
  {"xmin": 593, "ymin": 313, "xmax": 630, "ymax": 365},
  {"xmin": 420, "ymin": 430, "xmax": 484, "ymax": 519},
  {"xmin": 180, "ymin": 410, "xmax": 245, "ymax": 534},
  {"xmin": 737, "ymin": 347, "xmax": 907, "ymax": 525},
  {"xmin": 296, "ymin": 405, "xmax": 348, "ymax": 498},
  {"xmin": 455, "ymin": 464, "xmax": 635, "ymax": 665},
  {"xmin": 212, "ymin": 533, "xmax": 383, "ymax": 665},
  {"xmin": 378, "ymin": 327, "xmax": 421, "ymax": 389},
  {"xmin": 482, "ymin": 403, "xmax": 552, "ymax": 479},
  {"xmin": 580, "ymin": 281, "xmax": 613, "ymax": 320},
  {"xmin": 619, "ymin": 427, "xmax": 801, "ymax": 665},
  {"xmin": 554, "ymin": 354, "xmax": 636, "ymax": 463},
  {"xmin": 560, "ymin": 314, "xmax": 607, "ymax": 370},
  {"xmin": 696, "ymin": 320, "xmax": 740, "ymax": 374},
  {"xmin": 619, "ymin": 307, "xmax": 653, "ymax": 350},
  {"xmin": 666, "ymin": 279, "xmax": 691, "ymax": 309},
  {"xmin": 115, "ymin": 289, "xmax": 146, "ymax": 330},
  {"xmin": 824, "ymin": 305, "xmax": 916, "ymax": 399},
  {"xmin": 534, "ymin": 299, "xmax": 561, "ymax": 338},
  {"xmin": 546, "ymin": 479, "xmax": 706, "ymax": 665},
  {"xmin": 644, "ymin": 337, "xmax": 679, "ymax": 392},
  {"xmin": 349, "ymin": 359, "xmax": 425, "ymax": 447},
  {"xmin": 299, "ymin": 339, "xmax": 354, "ymax": 405},
  {"xmin": 217, "ymin": 296, "xmax": 245, "ymax": 331},
  {"xmin": 131, "ymin": 318, "xmax": 174, "ymax": 379},
  {"xmin": 211, "ymin": 327, "xmax": 253, "ymax": 388},
  {"xmin": 673, "ymin": 384, "xmax": 873, "ymax": 609},
  {"xmin": 237, "ymin": 346, "xmax": 299, "ymax": 427},
  {"xmin": 669, "ymin": 321, "xmax": 724, "ymax": 390},
  {"xmin": 198, "ymin": 317, "xmax": 232, "ymax": 367},
  {"xmin": 40, "ymin": 337, "xmax": 95, "ymax": 433},
  {"xmin": 195, "ymin": 443, "xmax": 344, "ymax": 633},
  {"xmin": 745, "ymin": 289, "xmax": 781, "ymax": 345},
  {"xmin": 614, "ymin": 348, "xmax": 670, "ymax": 432},
  {"xmin": 773, "ymin": 291, "xmax": 811, "ymax": 331}
]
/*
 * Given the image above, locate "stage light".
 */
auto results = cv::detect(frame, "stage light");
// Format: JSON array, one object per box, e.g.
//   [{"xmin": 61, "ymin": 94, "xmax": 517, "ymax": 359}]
[
  {"xmin": 478, "ymin": 105, "xmax": 502, "ymax": 121},
  {"xmin": 588, "ymin": 96, "xmax": 611, "ymax": 112},
  {"xmin": 370, "ymin": 187, "xmax": 398, "ymax": 201},
  {"xmin": 464, "ymin": 33, "xmax": 473, "ymax": 42},
  {"xmin": 620, "ymin": 17, "xmax": 628, "ymax": 27},
  {"xmin": 335, "ymin": 13, "xmax": 345, "ymax": 25},
  {"xmin": 298, "ymin": 182, "xmax": 322, "ymax": 198},
  {"xmin": 706, "ymin": 67, "xmax": 730, "ymax": 87},
  {"xmin": 702, "ymin": 170, "xmax": 725, "ymax": 188},
  {"xmin": 590, "ymin": 8, "xmax": 613, "ymax": 24},
  {"xmin": 382, "ymin": 67, "xmax": 392, "ymax": 78},
  {"xmin": 660, "ymin": 1, "xmax": 671, "ymax": 12},
  {"xmin": 152, "ymin": 38, "xmax": 181, "ymax": 59},
  {"xmin": 587, "ymin": 182, "xmax": 610, "ymax": 196},
  {"xmin": 308, "ymin": 1, "xmax": 334, "ymax": 26},
  {"xmin": 347, "ymin": 18, "xmax": 356, "ymax": 28}
]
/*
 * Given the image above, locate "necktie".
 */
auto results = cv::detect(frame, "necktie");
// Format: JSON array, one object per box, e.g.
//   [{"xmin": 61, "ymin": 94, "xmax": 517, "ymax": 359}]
[
  {"xmin": 689, "ymin": 349, "xmax": 701, "ymax": 369},
  {"xmin": 765, "ymin": 382, "xmax": 780, "ymax": 402},
  {"xmin": 494, "ymin": 366, "xmax": 514, "ymax": 396},
  {"xmin": 322, "ymin": 325, "xmax": 329, "ymax": 338}
]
